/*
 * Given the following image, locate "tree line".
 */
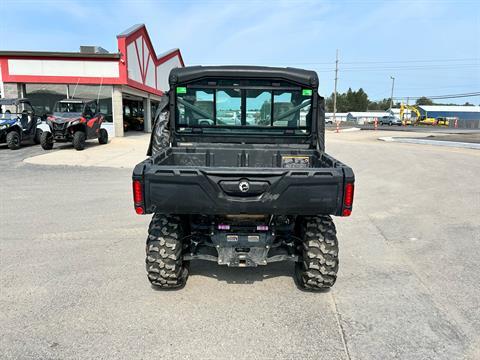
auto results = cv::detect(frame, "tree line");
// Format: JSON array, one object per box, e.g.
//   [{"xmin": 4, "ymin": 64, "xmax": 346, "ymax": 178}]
[{"xmin": 325, "ymin": 88, "xmax": 475, "ymax": 112}]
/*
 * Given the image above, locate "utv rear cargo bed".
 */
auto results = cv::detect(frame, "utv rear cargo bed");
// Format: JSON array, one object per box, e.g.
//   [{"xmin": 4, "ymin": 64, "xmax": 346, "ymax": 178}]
[{"xmin": 133, "ymin": 145, "xmax": 353, "ymax": 216}]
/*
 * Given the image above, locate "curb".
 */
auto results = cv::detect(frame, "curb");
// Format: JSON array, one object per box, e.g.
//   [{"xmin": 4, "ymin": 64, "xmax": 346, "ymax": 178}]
[
  {"xmin": 327, "ymin": 127, "xmax": 361, "ymax": 133},
  {"xmin": 340, "ymin": 127, "xmax": 361, "ymax": 132},
  {"xmin": 378, "ymin": 136, "xmax": 480, "ymax": 150}
]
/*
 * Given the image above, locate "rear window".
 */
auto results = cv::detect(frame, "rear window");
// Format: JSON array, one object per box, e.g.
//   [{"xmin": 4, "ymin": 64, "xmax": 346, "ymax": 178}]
[
  {"xmin": 175, "ymin": 81, "xmax": 312, "ymax": 134},
  {"xmin": 54, "ymin": 102, "xmax": 84, "ymax": 113}
]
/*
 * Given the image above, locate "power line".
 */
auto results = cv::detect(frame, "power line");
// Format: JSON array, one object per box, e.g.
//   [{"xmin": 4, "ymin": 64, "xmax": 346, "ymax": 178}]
[
  {"xmin": 393, "ymin": 92, "xmax": 480, "ymax": 100},
  {"xmin": 306, "ymin": 64, "xmax": 479, "ymax": 73},
  {"xmin": 341, "ymin": 57, "xmax": 479, "ymax": 64},
  {"xmin": 339, "ymin": 64, "xmax": 480, "ymax": 72},
  {"xmin": 189, "ymin": 58, "xmax": 479, "ymax": 68}
]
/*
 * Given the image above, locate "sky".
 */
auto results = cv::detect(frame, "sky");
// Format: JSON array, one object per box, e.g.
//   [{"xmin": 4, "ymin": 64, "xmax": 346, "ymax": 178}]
[{"xmin": 0, "ymin": 0, "xmax": 479, "ymax": 104}]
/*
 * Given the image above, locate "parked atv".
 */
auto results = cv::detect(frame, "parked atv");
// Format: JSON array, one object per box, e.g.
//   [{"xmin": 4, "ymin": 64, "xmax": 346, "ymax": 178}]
[
  {"xmin": 41, "ymin": 99, "xmax": 108, "ymax": 151},
  {"xmin": 0, "ymin": 98, "xmax": 42, "ymax": 150}
]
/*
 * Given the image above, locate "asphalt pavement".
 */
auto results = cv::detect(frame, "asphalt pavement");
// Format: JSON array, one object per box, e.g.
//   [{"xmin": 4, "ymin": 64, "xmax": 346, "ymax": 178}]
[{"xmin": 1, "ymin": 131, "xmax": 479, "ymax": 359}]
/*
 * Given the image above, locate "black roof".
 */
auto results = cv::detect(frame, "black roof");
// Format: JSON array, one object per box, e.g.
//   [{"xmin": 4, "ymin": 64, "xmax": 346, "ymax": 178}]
[
  {"xmin": 169, "ymin": 66, "xmax": 319, "ymax": 88},
  {"xmin": 0, "ymin": 98, "xmax": 30, "ymax": 105}
]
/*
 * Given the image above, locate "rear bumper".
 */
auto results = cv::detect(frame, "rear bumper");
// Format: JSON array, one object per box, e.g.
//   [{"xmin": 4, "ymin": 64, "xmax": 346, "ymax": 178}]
[{"xmin": 134, "ymin": 161, "xmax": 354, "ymax": 216}]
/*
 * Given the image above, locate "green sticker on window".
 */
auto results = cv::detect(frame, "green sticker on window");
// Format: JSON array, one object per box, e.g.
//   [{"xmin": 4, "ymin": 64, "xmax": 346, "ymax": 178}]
[
  {"xmin": 302, "ymin": 89, "xmax": 313, "ymax": 96},
  {"xmin": 176, "ymin": 87, "xmax": 187, "ymax": 94}
]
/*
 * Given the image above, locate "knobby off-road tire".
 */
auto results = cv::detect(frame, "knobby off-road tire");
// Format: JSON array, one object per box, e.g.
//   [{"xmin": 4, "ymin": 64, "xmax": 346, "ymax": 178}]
[
  {"xmin": 6, "ymin": 131, "xmax": 21, "ymax": 150},
  {"xmin": 146, "ymin": 214, "xmax": 189, "ymax": 289},
  {"xmin": 72, "ymin": 131, "xmax": 86, "ymax": 151},
  {"xmin": 98, "ymin": 128, "xmax": 108, "ymax": 144},
  {"xmin": 295, "ymin": 215, "xmax": 339, "ymax": 291},
  {"xmin": 40, "ymin": 131, "xmax": 53, "ymax": 150},
  {"xmin": 34, "ymin": 129, "xmax": 43, "ymax": 144}
]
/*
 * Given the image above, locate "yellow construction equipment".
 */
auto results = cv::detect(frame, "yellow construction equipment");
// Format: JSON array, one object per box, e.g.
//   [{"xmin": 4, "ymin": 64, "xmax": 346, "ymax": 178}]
[
  {"xmin": 399, "ymin": 104, "xmax": 438, "ymax": 126},
  {"xmin": 400, "ymin": 104, "xmax": 420, "ymax": 125},
  {"xmin": 435, "ymin": 117, "xmax": 452, "ymax": 127}
]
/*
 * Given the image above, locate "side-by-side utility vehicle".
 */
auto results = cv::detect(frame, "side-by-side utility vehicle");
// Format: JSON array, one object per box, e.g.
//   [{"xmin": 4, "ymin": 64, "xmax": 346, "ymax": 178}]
[
  {"xmin": 41, "ymin": 99, "xmax": 108, "ymax": 151},
  {"xmin": 0, "ymin": 98, "xmax": 42, "ymax": 150},
  {"xmin": 132, "ymin": 66, "xmax": 355, "ymax": 291}
]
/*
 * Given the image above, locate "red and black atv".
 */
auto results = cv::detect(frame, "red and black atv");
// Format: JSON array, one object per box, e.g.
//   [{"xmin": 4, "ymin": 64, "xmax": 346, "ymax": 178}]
[{"xmin": 41, "ymin": 99, "xmax": 108, "ymax": 151}]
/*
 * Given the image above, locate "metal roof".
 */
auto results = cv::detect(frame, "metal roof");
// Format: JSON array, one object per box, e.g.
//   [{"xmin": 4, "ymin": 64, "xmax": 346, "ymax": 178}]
[
  {"xmin": 117, "ymin": 23, "xmax": 144, "ymax": 38},
  {"xmin": 348, "ymin": 111, "xmax": 390, "ymax": 117},
  {"xmin": 325, "ymin": 112, "xmax": 349, "ymax": 117},
  {"xmin": 156, "ymin": 48, "xmax": 181, "ymax": 60},
  {"xmin": 417, "ymin": 105, "xmax": 480, "ymax": 113},
  {"xmin": 0, "ymin": 50, "xmax": 120, "ymax": 59}
]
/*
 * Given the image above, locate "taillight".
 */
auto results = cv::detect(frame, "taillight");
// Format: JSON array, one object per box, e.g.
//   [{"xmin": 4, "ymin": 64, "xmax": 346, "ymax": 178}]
[
  {"xmin": 344, "ymin": 183, "xmax": 354, "ymax": 207},
  {"xmin": 132, "ymin": 180, "xmax": 145, "ymax": 214},
  {"xmin": 342, "ymin": 182, "xmax": 354, "ymax": 216}
]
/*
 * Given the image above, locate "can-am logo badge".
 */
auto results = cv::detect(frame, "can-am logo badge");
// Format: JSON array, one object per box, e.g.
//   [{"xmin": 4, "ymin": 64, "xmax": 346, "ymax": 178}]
[{"xmin": 239, "ymin": 180, "xmax": 250, "ymax": 193}]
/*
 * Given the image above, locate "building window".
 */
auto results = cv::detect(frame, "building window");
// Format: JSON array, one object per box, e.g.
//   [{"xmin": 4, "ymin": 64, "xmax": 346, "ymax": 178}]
[
  {"xmin": 24, "ymin": 84, "xmax": 113, "ymax": 122},
  {"xmin": 24, "ymin": 84, "xmax": 68, "ymax": 118},
  {"xmin": 67, "ymin": 85, "xmax": 113, "ymax": 122}
]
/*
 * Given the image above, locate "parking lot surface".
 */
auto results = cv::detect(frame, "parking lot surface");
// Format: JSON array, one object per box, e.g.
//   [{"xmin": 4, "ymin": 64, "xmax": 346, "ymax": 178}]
[{"xmin": 1, "ymin": 131, "xmax": 479, "ymax": 359}]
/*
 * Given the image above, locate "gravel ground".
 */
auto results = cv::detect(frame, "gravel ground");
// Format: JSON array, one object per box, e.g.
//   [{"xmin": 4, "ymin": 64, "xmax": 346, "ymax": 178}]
[{"xmin": 1, "ymin": 131, "xmax": 479, "ymax": 360}]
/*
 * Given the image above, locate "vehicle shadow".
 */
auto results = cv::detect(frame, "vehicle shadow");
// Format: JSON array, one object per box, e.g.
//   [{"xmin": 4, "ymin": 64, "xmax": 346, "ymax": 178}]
[
  {"xmin": 187, "ymin": 260, "xmax": 331, "ymax": 293},
  {"xmin": 0, "ymin": 141, "xmax": 37, "ymax": 150},
  {"xmin": 188, "ymin": 260, "xmax": 295, "ymax": 285},
  {"xmin": 149, "ymin": 261, "xmax": 331, "ymax": 292},
  {"xmin": 49, "ymin": 140, "xmax": 107, "ymax": 150}
]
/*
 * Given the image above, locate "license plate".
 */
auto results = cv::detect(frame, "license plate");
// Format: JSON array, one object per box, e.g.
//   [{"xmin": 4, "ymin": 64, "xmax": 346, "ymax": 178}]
[{"xmin": 282, "ymin": 156, "xmax": 310, "ymax": 168}]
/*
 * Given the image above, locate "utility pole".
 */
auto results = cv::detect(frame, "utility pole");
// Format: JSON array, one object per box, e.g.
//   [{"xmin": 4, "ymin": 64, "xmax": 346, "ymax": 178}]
[
  {"xmin": 333, "ymin": 49, "xmax": 339, "ymax": 124},
  {"xmin": 390, "ymin": 76, "xmax": 395, "ymax": 110}
]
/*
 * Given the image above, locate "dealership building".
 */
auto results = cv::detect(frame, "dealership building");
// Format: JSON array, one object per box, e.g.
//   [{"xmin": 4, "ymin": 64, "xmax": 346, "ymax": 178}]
[{"xmin": 0, "ymin": 24, "xmax": 184, "ymax": 137}]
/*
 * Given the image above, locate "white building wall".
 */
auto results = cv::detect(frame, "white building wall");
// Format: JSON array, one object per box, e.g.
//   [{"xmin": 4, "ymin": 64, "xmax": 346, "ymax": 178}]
[
  {"xmin": 8, "ymin": 59, "xmax": 119, "ymax": 78},
  {"xmin": 127, "ymin": 35, "xmax": 161, "ymax": 90},
  {"xmin": 156, "ymin": 56, "xmax": 182, "ymax": 91},
  {"xmin": 127, "ymin": 42, "xmax": 142, "ymax": 83},
  {"xmin": 145, "ymin": 61, "xmax": 155, "ymax": 88}
]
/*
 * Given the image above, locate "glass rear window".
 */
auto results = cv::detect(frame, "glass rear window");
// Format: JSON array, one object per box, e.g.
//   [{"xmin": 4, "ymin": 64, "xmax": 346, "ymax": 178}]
[
  {"xmin": 54, "ymin": 102, "xmax": 84, "ymax": 113},
  {"xmin": 175, "ymin": 81, "xmax": 312, "ymax": 133}
]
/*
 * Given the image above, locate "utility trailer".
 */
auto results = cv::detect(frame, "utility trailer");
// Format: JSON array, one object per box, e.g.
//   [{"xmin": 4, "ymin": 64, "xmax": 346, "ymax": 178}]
[{"xmin": 132, "ymin": 66, "xmax": 355, "ymax": 290}]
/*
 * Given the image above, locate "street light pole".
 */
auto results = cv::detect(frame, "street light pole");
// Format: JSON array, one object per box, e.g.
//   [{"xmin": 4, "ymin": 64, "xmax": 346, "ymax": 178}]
[{"xmin": 390, "ymin": 76, "xmax": 395, "ymax": 110}]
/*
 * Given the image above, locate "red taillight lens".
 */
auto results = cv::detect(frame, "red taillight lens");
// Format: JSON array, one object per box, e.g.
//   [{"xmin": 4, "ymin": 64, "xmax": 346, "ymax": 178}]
[
  {"xmin": 342, "ymin": 182, "xmax": 354, "ymax": 217},
  {"xmin": 344, "ymin": 183, "xmax": 354, "ymax": 207},
  {"xmin": 342, "ymin": 208, "xmax": 352, "ymax": 216},
  {"xmin": 132, "ymin": 180, "xmax": 144, "ymax": 213}
]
